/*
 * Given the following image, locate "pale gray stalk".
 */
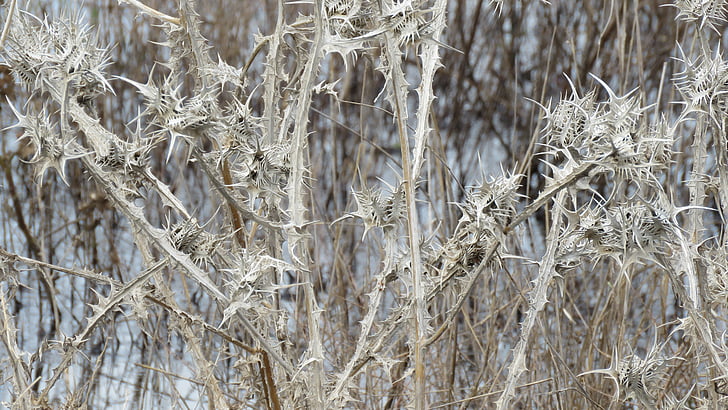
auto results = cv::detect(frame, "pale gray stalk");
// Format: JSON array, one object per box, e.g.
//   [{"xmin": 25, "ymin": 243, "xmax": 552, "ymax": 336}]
[
  {"xmin": 327, "ymin": 271, "xmax": 388, "ymax": 406},
  {"xmin": 383, "ymin": 30, "xmax": 428, "ymax": 409},
  {"xmin": 0, "ymin": 287, "xmax": 32, "ymax": 410},
  {"xmin": 81, "ymin": 153, "xmax": 294, "ymax": 374},
  {"xmin": 262, "ymin": 0, "xmax": 285, "ymax": 144},
  {"xmin": 495, "ymin": 189, "xmax": 567, "ymax": 410},
  {"xmin": 286, "ymin": 1, "xmax": 326, "ymax": 406},
  {"xmin": 0, "ymin": 248, "xmax": 120, "ymax": 287},
  {"xmin": 0, "ymin": 0, "xmax": 16, "ymax": 49},
  {"xmin": 411, "ymin": 0, "xmax": 446, "ymax": 178}
]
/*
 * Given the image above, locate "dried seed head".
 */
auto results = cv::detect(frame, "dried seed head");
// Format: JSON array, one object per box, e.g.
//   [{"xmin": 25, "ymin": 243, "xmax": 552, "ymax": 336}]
[
  {"xmin": 169, "ymin": 218, "xmax": 220, "ymax": 265},
  {"xmin": 95, "ymin": 136, "xmax": 153, "ymax": 176},
  {"xmin": 616, "ymin": 354, "xmax": 666, "ymax": 406},
  {"xmin": 3, "ymin": 13, "xmax": 47, "ymax": 89},
  {"xmin": 462, "ymin": 172, "xmax": 521, "ymax": 230},
  {"xmin": 341, "ymin": 181, "xmax": 406, "ymax": 239},
  {"xmin": 3, "ymin": 9, "xmax": 112, "ymax": 100},
  {"xmin": 164, "ymin": 90, "xmax": 219, "ymax": 135},
  {"xmin": 232, "ymin": 137, "xmax": 290, "ymax": 200},
  {"xmin": 221, "ymin": 99, "xmax": 259, "ymax": 153},
  {"xmin": 325, "ymin": 0, "xmax": 375, "ymax": 38},
  {"xmin": 579, "ymin": 197, "xmax": 681, "ymax": 263},
  {"xmin": 672, "ymin": 0, "xmax": 728, "ymax": 31},
  {"xmin": 383, "ymin": 6, "xmax": 431, "ymax": 47},
  {"xmin": 118, "ymin": 72, "xmax": 174, "ymax": 120},
  {"xmin": 9, "ymin": 104, "xmax": 84, "ymax": 185},
  {"xmin": 543, "ymin": 83, "xmax": 596, "ymax": 150},
  {"xmin": 674, "ymin": 47, "xmax": 728, "ymax": 117},
  {"xmin": 580, "ymin": 341, "xmax": 670, "ymax": 408}
]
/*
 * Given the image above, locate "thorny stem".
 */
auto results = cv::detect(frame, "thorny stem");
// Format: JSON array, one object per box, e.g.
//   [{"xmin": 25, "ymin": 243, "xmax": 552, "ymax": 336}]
[
  {"xmin": 56, "ymin": 93, "xmax": 295, "ymax": 375},
  {"xmin": 262, "ymin": 0, "xmax": 285, "ymax": 144},
  {"xmin": 0, "ymin": 287, "xmax": 32, "ymax": 409},
  {"xmin": 341, "ymin": 152, "xmax": 600, "ymax": 391},
  {"xmin": 39, "ymin": 258, "xmax": 169, "ymax": 399},
  {"xmin": 287, "ymin": 0, "xmax": 326, "ymax": 406},
  {"xmin": 0, "ymin": 0, "xmax": 16, "ymax": 49},
  {"xmin": 0, "ymin": 248, "xmax": 119, "ymax": 286},
  {"xmin": 220, "ymin": 160, "xmax": 248, "ymax": 248},
  {"xmin": 505, "ymin": 160, "xmax": 598, "ymax": 234},
  {"xmin": 145, "ymin": 294, "xmax": 282, "ymax": 410},
  {"xmin": 7, "ymin": 1, "xmax": 728, "ymax": 408},
  {"xmin": 495, "ymin": 190, "xmax": 567, "ymax": 410},
  {"xmin": 411, "ymin": 0, "xmax": 447, "ymax": 178},
  {"xmin": 189, "ymin": 148, "xmax": 279, "ymax": 230},
  {"xmin": 384, "ymin": 32, "xmax": 427, "ymax": 410}
]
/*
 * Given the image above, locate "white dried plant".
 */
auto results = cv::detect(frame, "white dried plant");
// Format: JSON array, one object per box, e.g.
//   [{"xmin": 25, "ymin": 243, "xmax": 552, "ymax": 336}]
[
  {"xmin": 7, "ymin": 104, "xmax": 84, "ymax": 185},
  {"xmin": 2, "ymin": 0, "xmax": 728, "ymax": 409},
  {"xmin": 672, "ymin": 0, "xmax": 728, "ymax": 31},
  {"xmin": 581, "ymin": 342, "xmax": 673, "ymax": 408}
]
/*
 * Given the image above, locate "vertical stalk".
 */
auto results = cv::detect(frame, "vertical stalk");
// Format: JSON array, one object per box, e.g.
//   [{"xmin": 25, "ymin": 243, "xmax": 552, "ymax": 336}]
[
  {"xmin": 411, "ymin": 0, "xmax": 447, "ymax": 178},
  {"xmin": 495, "ymin": 190, "xmax": 567, "ymax": 410},
  {"xmin": 263, "ymin": 0, "xmax": 285, "ymax": 144},
  {"xmin": 383, "ymin": 33, "xmax": 427, "ymax": 409},
  {"xmin": 286, "ymin": 0, "xmax": 325, "ymax": 407}
]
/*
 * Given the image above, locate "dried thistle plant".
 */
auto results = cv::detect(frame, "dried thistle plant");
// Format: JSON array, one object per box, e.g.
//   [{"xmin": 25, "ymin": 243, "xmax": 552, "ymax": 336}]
[{"xmin": 2, "ymin": 0, "xmax": 728, "ymax": 409}]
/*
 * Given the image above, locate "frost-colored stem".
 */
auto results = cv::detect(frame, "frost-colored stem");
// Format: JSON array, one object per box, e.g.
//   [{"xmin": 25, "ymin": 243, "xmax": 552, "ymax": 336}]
[
  {"xmin": 0, "ymin": 286, "xmax": 32, "ymax": 409},
  {"xmin": 506, "ymin": 160, "xmax": 597, "ymax": 234},
  {"xmin": 384, "ymin": 33, "xmax": 427, "ymax": 409},
  {"xmin": 39, "ymin": 258, "xmax": 169, "ymax": 399},
  {"xmin": 412, "ymin": 0, "xmax": 446, "ymax": 178},
  {"xmin": 79, "ymin": 152, "xmax": 296, "ymax": 375},
  {"xmin": 687, "ymin": 114, "xmax": 707, "ymax": 247},
  {"xmin": 328, "ymin": 272, "xmax": 387, "ymax": 405},
  {"xmin": 263, "ymin": 0, "xmax": 285, "ymax": 144},
  {"xmin": 0, "ymin": 0, "xmax": 17, "ymax": 49},
  {"xmin": 286, "ymin": 0, "xmax": 326, "ymax": 406},
  {"xmin": 495, "ymin": 190, "xmax": 567, "ymax": 410}
]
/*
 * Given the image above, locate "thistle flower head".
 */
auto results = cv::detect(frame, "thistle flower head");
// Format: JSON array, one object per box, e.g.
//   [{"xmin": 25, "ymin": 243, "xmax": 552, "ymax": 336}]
[
  {"xmin": 582, "ymin": 210, "xmax": 624, "ymax": 256},
  {"xmin": 382, "ymin": 5, "xmax": 432, "ymax": 47},
  {"xmin": 8, "ymin": 103, "xmax": 85, "ymax": 185},
  {"xmin": 616, "ymin": 353, "xmax": 667, "ymax": 406},
  {"xmin": 554, "ymin": 203, "xmax": 599, "ymax": 271},
  {"xmin": 117, "ymin": 70, "xmax": 174, "ymax": 120},
  {"xmin": 672, "ymin": 0, "xmax": 728, "ymax": 32},
  {"xmin": 344, "ymin": 181, "xmax": 405, "ymax": 238},
  {"xmin": 578, "ymin": 195, "xmax": 683, "ymax": 265},
  {"xmin": 3, "ymin": 9, "xmax": 112, "ymax": 101},
  {"xmin": 461, "ymin": 171, "xmax": 521, "ymax": 229},
  {"xmin": 542, "ymin": 77, "xmax": 596, "ymax": 150},
  {"xmin": 541, "ymin": 75, "xmax": 655, "ymax": 181},
  {"xmin": 349, "ymin": 186, "xmax": 383, "ymax": 238},
  {"xmin": 220, "ymin": 98, "xmax": 259, "ymax": 153},
  {"xmin": 169, "ymin": 218, "xmax": 220, "ymax": 265},
  {"xmin": 232, "ymin": 137, "xmax": 290, "ymax": 200},
  {"xmin": 3, "ymin": 12, "xmax": 48, "ymax": 89},
  {"xmin": 581, "ymin": 343, "xmax": 669, "ymax": 408},
  {"xmin": 95, "ymin": 135, "xmax": 154, "ymax": 176},
  {"xmin": 164, "ymin": 89, "xmax": 219, "ymax": 135},
  {"xmin": 325, "ymin": 0, "xmax": 376, "ymax": 39},
  {"xmin": 674, "ymin": 47, "xmax": 728, "ymax": 117}
]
